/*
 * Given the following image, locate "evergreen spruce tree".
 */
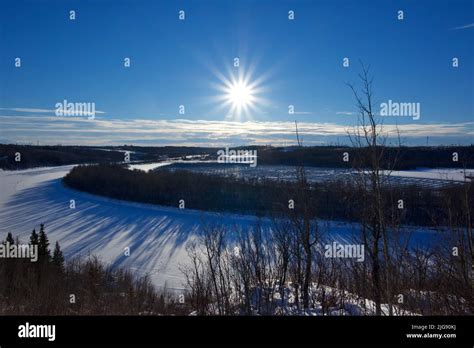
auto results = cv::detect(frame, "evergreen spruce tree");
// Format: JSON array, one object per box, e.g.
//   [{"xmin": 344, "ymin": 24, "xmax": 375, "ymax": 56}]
[
  {"xmin": 29, "ymin": 228, "xmax": 39, "ymax": 245},
  {"xmin": 52, "ymin": 241, "xmax": 65, "ymax": 271},
  {"xmin": 5, "ymin": 232, "xmax": 14, "ymax": 245},
  {"xmin": 38, "ymin": 224, "xmax": 51, "ymax": 262}
]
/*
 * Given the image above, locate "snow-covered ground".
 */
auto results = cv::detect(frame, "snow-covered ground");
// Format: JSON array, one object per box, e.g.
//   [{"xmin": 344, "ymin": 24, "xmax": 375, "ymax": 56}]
[
  {"xmin": 384, "ymin": 168, "xmax": 473, "ymax": 182},
  {"xmin": 128, "ymin": 160, "xmax": 216, "ymax": 172},
  {"xmin": 0, "ymin": 166, "xmax": 440, "ymax": 291},
  {"xmin": 150, "ymin": 162, "xmax": 473, "ymax": 188},
  {"xmin": 128, "ymin": 162, "xmax": 172, "ymax": 172}
]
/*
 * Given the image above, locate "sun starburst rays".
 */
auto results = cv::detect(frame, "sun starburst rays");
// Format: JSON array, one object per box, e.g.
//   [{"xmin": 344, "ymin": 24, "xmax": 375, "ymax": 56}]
[{"xmin": 210, "ymin": 66, "xmax": 267, "ymax": 122}]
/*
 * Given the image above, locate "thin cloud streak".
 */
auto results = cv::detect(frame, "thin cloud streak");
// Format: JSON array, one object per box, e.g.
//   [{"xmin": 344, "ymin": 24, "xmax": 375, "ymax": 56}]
[
  {"xmin": 0, "ymin": 107, "xmax": 106, "ymax": 115},
  {"xmin": 451, "ymin": 23, "xmax": 474, "ymax": 30}
]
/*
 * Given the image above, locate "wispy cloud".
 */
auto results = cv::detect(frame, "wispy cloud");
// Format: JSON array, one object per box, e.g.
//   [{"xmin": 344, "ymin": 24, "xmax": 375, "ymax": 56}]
[
  {"xmin": 0, "ymin": 113, "xmax": 472, "ymax": 146},
  {"xmin": 336, "ymin": 111, "xmax": 355, "ymax": 116},
  {"xmin": 451, "ymin": 23, "xmax": 474, "ymax": 30},
  {"xmin": 0, "ymin": 108, "xmax": 54, "ymax": 113},
  {"xmin": 0, "ymin": 107, "xmax": 106, "ymax": 115},
  {"xmin": 293, "ymin": 111, "xmax": 313, "ymax": 115}
]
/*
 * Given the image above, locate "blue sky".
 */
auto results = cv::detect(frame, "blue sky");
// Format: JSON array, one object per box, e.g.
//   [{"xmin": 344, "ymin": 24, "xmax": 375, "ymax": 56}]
[{"xmin": 0, "ymin": 0, "xmax": 473, "ymax": 146}]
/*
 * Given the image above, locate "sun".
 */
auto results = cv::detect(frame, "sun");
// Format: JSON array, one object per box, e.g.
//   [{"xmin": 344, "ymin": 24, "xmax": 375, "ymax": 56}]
[
  {"xmin": 217, "ymin": 73, "xmax": 262, "ymax": 121},
  {"xmin": 227, "ymin": 80, "xmax": 255, "ymax": 109},
  {"xmin": 210, "ymin": 64, "xmax": 268, "ymax": 121}
]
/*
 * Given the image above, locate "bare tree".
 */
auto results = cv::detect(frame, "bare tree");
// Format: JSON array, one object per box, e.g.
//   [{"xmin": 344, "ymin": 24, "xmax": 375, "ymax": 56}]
[
  {"xmin": 289, "ymin": 121, "xmax": 319, "ymax": 310},
  {"xmin": 347, "ymin": 63, "xmax": 397, "ymax": 315}
]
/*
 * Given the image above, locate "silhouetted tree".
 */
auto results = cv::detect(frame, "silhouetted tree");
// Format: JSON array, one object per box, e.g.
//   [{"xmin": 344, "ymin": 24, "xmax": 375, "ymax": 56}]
[
  {"xmin": 5, "ymin": 232, "xmax": 14, "ymax": 245},
  {"xmin": 52, "ymin": 241, "xmax": 65, "ymax": 271},
  {"xmin": 38, "ymin": 224, "xmax": 51, "ymax": 262},
  {"xmin": 29, "ymin": 228, "xmax": 39, "ymax": 245}
]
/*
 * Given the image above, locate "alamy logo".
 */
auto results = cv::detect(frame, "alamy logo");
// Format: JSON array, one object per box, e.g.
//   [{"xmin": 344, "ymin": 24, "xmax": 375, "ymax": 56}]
[
  {"xmin": 0, "ymin": 242, "xmax": 38, "ymax": 262},
  {"xmin": 18, "ymin": 322, "xmax": 56, "ymax": 341},
  {"xmin": 217, "ymin": 147, "xmax": 257, "ymax": 167},
  {"xmin": 55, "ymin": 99, "xmax": 96, "ymax": 120},
  {"xmin": 380, "ymin": 99, "xmax": 420, "ymax": 120},
  {"xmin": 324, "ymin": 242, "xmax": 365, "ymax": 262}
]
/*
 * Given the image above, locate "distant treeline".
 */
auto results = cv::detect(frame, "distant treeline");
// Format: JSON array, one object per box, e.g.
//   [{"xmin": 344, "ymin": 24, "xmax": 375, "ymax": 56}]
[
  {"xmin": 0, "ymin": 144, "xmax": 220, "ymax": 170},
  {"xmin": 64, "ymin": 164, "xmax": 473, "ymax": 227},
  {"xmin": 2, "ymin": 144, "xmax": 473, "ymax": 170},
  {"xmin": 257, "ymin": 145, "xmax": 474, "ymax": 170},
  {"xmin": 118, "ymin": 145, "xmax": 217, "ymax": 157},
  {"xmin": 0, "ymin": 144, "xmax": 124, "ymax": 169}
]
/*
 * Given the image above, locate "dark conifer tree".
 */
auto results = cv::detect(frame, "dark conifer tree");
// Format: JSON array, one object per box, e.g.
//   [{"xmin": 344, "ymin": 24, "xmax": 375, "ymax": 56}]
[
  {"xmin": 5, "ymin": 232, "xmax": 14, "ymax": 245},
  {"xmin": 38, "ymin": 224, "xmax": 51, "ymax": 262},
  {"xmin": 29, "ymin": 228, "xmax": 39, "ymax": 245},
  {"xmin": 52, "ymin": 241, "xmax": 65, "ymax": 270}
]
